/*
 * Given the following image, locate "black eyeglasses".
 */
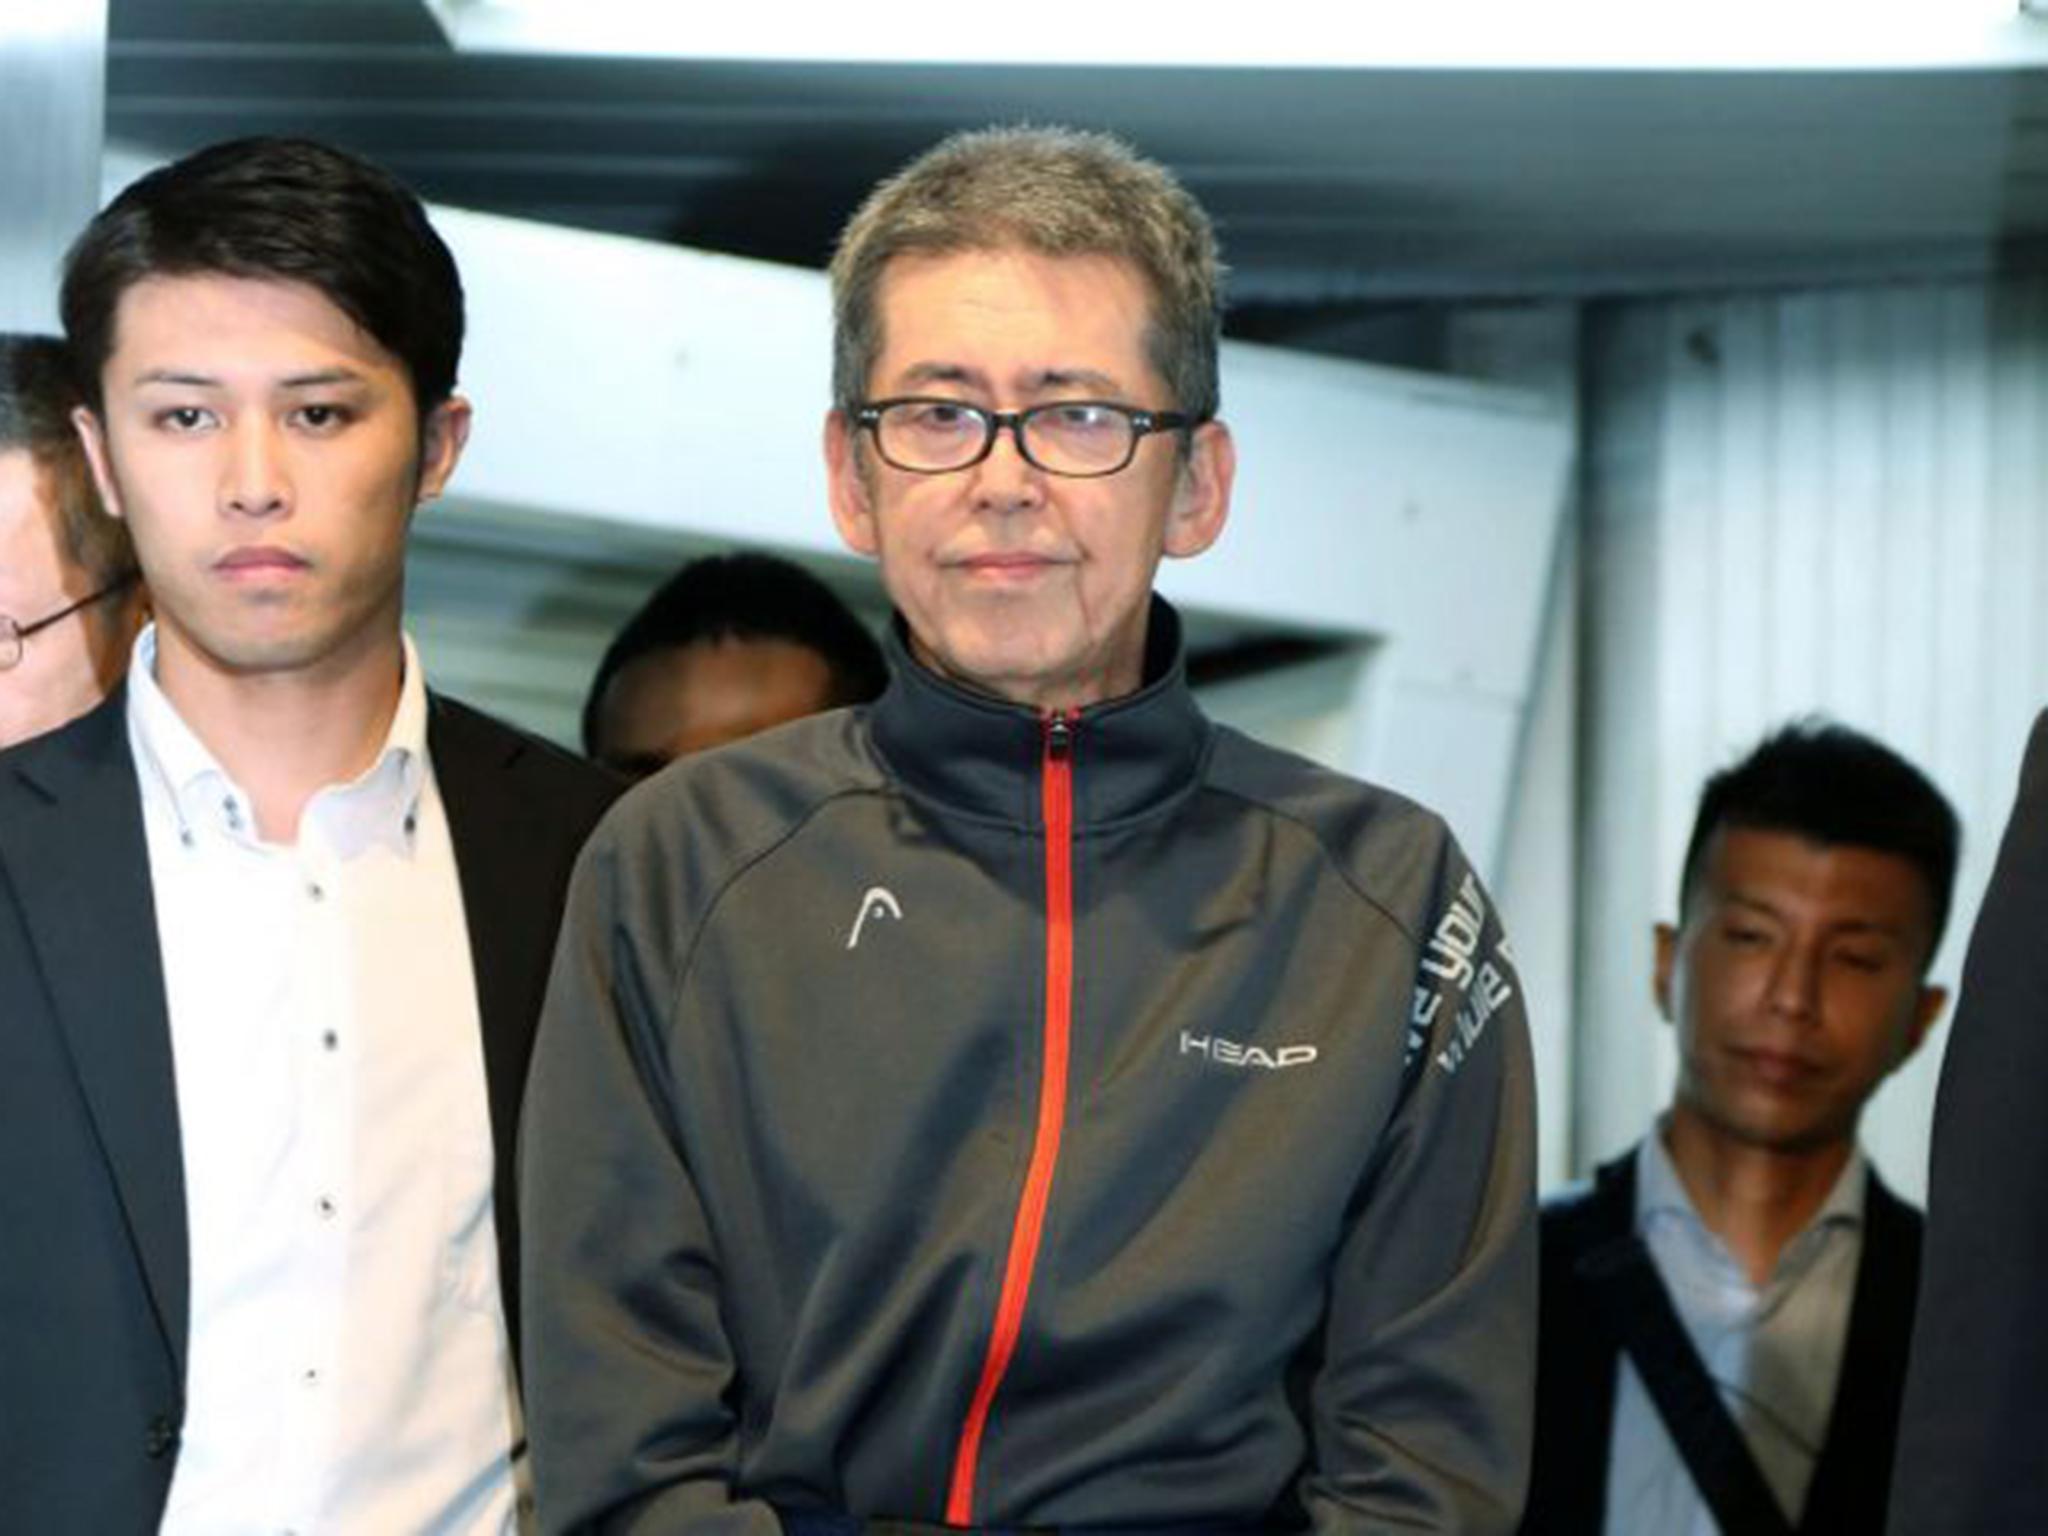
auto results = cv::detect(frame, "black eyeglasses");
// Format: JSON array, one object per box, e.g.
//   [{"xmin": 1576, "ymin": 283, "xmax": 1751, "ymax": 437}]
[
  {"xmin": 0, "ymin": 571, "xmax": 139, "ymax": 672},
  {"xmin": 854, "ymin": 397, "xmax": 1204, "ymax": 479}
]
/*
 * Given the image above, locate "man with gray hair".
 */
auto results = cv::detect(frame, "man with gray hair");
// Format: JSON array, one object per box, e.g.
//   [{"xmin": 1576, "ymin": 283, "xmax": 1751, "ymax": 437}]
[
  {"xmin": 0, "ymin": 334, "xmax": 142, "ymax": 747},
  {"xmin": 523, "ymin": 126, "xmax": 1537, "ymax": 1534}
]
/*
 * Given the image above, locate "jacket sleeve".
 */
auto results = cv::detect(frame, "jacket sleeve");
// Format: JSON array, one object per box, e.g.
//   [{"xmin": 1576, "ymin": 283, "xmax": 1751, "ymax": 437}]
[
  {"xmin": 519, "ymin": 821, "xmax": 783, "ymax": 1536},
  {"xmin": 1887, "ymin": 709, "xmax": 2048, "ymax": 1536},
  {"xmin": 1300, "ymin": 845, "xmax": 1539, "ymax": 1534}
]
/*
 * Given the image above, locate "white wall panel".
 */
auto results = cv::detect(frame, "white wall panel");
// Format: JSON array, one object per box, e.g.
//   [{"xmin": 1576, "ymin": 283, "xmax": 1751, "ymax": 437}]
[
  {"xmin": 1578, "ymin": 278, "xmax": 2048, "ymax": 1199},
  {"xmin": 1, "ymin": 1, "xmax": 105, "ymax": 331}
]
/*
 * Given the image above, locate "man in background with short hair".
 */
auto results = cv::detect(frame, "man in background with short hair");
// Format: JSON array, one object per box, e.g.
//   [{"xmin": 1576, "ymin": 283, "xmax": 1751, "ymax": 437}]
[
  {"xmin": 1523, "ymin": 721, "xmax": 1956, "ymax": 1536},
  {"xmin": 0, "ymin": 332, "xmax": 142, "ymax": 748},
  {"xmin": 583, "ymin": 549, "xmax": 885, "ymax": 777}
]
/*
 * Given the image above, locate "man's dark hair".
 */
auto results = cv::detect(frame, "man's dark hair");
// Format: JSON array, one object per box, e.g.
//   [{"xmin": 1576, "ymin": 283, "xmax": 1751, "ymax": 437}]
[
  {"xmin": 60, "ymin": 136, "xmax": 464, "ymax": 416},
  {"xmin": 582, "ymin": 552, "xmax": 888, "ymax": 754},
  {"xmin": 1678, "ymin": 718, "xmax": 1962, "ymax": 963},
  {"xmin": 0, "ymin": 334, "xmax": 134, "ymax": 590}
]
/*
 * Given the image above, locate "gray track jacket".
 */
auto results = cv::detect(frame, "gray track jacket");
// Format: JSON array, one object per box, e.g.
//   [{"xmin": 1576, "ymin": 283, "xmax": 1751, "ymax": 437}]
[{"xmin": 522, "ymin": 603, "xmax": 1537, "ymax": 1533}]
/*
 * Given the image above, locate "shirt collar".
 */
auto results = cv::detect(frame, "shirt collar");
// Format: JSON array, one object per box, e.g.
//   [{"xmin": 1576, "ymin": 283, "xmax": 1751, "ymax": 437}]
[
  {"xmin": 865, "ymin": 594, "xmax": 1212, "ymax": 830},
  {"xmin": 1635, "ymin": 1117, "xmax": 1867, "ymax": 1285},
  {"xmin": 125, "ymin": 622, "xmax": 428, "ymax": 851}
]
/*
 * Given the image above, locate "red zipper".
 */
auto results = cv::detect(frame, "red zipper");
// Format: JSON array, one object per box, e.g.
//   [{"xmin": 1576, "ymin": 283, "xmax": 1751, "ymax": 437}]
[{"xmin": 944, "ymin": 709, "xmax": 1078, "ymax": 1525}]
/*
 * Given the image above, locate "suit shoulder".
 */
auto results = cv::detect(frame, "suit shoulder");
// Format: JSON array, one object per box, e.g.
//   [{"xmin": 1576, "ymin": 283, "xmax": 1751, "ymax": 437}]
[
  {"xmin": 1202, "ymin": 723, "xmax": 1472, "ymax": 946},
  {"xmin": 428, "ymin": 694, "xmax": 622, "ymax": 821}
]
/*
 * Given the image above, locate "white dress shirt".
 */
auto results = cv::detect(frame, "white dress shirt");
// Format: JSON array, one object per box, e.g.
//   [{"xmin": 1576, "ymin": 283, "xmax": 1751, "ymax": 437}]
[
  {"xmin": 130, "ymin": 627, "xmax": 521, "ymax": 1535},
  {"xmin": 1603, "ymin": 1124, "xmax": 1866, "ymax": 1536}
]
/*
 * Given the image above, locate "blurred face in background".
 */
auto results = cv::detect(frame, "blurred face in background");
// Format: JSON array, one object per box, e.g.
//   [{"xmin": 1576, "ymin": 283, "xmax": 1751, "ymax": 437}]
[
  {"xmin": 589, "ymin": 635, "xmax": 840, "ymax": 777},
  {"xmin": 1656, "ymin": 825, "xmax": 1947, "ymax": 1158}
]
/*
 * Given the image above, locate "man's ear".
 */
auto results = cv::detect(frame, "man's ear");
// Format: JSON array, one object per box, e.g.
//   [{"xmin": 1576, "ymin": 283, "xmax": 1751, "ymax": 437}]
[
  {"xmin": 825, "ymin": 409, "xmax": 879, "ymax": 558},
  {"xmin": 1162, "ymin": 419, "xmax": 1234, "ymax": 560},
  {"xmin": 71, "ymin": 406, "xmax": 123, "ymax": 521},
  {"xmin": 416, "ymin": 395, "xmax": 473, "ymax": 504},
  {"xmin": 1899, "ymin": 982, "xmax": 1949, "ymax": 1068},
  {"xmin": 1652, "ymin": 921, "xmax": 1679, "ymax": 1022}
]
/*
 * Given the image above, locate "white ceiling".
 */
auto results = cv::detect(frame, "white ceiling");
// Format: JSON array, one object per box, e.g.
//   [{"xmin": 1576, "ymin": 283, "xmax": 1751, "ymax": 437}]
[{"xmin": 107, "ymin": 0, "xmax": 2048, "ymax": 326}]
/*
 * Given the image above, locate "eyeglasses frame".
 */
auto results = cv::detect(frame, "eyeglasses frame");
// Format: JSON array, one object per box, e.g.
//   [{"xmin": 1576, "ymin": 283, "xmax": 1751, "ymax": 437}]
[
  {"xmin": 0, "ymin": 569, "xmax": 140, "ymax": 673},
  {"xmin": 853, "ymin": 396, "xmax": 1207, "ymax": 479}
]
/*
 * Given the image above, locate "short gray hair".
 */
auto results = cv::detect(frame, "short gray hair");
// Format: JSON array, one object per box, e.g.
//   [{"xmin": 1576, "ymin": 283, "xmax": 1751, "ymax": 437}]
[{"xmin": 829, "ymin": 126, "xmax": 1225, "ymax": 422}]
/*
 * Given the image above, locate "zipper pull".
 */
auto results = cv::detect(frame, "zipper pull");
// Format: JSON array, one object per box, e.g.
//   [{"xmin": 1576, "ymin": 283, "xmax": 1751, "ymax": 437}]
[{"xmin": 1044, "ymin": 709, "xmax": 1075, "ymax": 760}]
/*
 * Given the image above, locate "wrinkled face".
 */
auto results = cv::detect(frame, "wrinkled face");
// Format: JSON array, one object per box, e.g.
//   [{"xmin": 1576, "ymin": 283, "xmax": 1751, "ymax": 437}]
[
  {"xmin": 592, "ymin": 635, "xmax": 841, "ymax": 777},
  {"xmin": 0, "ymin": 451, "xmax": 124, "ymax": 747},
  {"xmin": 825, "ymin": 248, "xmax": 1231, "ymax": 712},
  {"xmin": 1657, "ymin": 826, "xmax": 1946, "ymax": 1157},
  {"xmin": 75, "ymin": 274, "xmax": 467, "ymax": 692}
]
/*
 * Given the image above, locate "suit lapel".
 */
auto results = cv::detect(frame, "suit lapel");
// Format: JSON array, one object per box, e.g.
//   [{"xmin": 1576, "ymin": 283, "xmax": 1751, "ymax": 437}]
[
  {"xmin": 425, "ymin": 694, "xmax": 548, "ymax": 1347},
  {"xmin": 1799, "ymin": 1171, "xmax": 1922, "ymax": 1534},
  {"xmin": 426, "ymin": 695, "xmax": 533, "ymax": 1167},
  {"xmin": 1526, "ymin": 1153, "xmax": 1636, "ymax": 1532},
  {"xmin": 1, "ymin": 693, "xmax": 188, "ymax": 1377}
]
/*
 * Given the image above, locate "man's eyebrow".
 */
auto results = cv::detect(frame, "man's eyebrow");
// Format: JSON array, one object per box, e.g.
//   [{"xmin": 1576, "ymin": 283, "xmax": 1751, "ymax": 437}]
[
  {"xmin": 1723, "ymin": 891, "xmax": 1907, "ymax": 938},
  {"xmin": 279, "ymin": 369, "xmax": 370, "ymax": 390},
  {"xmin": 1028, "ymin": 367, "xmax": 1122, "ymax": 394},
  {"xmin": 897, "ymin": 362, "xmax": 987, "ymax": 390},
  {"xmin": 131, "ymin": 367, "xmax": 372, "ymax": 390},
  {"xmin": 891, "ymin": 363, "xmax": 1126, "ymax": 395}
]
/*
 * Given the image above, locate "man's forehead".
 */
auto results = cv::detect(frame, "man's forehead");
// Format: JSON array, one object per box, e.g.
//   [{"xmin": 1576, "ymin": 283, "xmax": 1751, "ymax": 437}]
[
  {"xmin": 107, "ymin": 272, "xmax": 390, "ymax": 374},
  {"xmin": 870, "ymin": 246, "xmax": 1157, "ymax": 378}
]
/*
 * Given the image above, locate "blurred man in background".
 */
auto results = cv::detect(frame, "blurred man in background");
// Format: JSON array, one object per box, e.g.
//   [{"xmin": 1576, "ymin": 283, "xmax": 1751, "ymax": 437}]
[
  {"xmin": 1525, "ymin": 721, "xmax": 1956, "ymax": 1536},
  {"xmin": 0, "ymin": 333, "xmax": 142, "ymax": 748},
  {"xmin": 582, "ymin": 549, "xmax": 885, "ymax": 776}
]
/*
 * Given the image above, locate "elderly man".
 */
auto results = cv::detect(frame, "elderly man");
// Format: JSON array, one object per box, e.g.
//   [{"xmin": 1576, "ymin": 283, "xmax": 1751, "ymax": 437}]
[
  {"xmin": 0, "ymin": 333, "xmax": 142, "ymax": 747},
  {"xmin": 523, "ymin": 126, "xmax": 1537, "ymax": 1535}
]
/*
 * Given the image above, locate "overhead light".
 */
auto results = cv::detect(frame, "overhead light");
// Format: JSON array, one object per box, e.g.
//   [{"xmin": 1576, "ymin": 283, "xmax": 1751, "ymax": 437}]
[{"xmin": 424, "ymin": 0, "xmax": 2045, "ymax": 70}]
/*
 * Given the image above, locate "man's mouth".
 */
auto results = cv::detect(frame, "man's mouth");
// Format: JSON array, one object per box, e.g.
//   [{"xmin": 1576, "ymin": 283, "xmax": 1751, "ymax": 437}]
[
  {"xmin": 1729, "ymin": 1047, "xmax": 1822, "ymax": 1087},
  {"xmin": 215, "ymin": 546, "xmax": 310, "ymax": 578}
]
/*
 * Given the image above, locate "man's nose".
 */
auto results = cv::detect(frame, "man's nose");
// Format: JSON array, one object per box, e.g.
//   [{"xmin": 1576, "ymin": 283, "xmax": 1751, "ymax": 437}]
[
  {"xmin": 1768, "ymin": 941, "xmax": 1823, "ymax": 1021},
  {"xmin": 222, "ymin": 417, "xmax": 290, "ymax": 519},
  {"xmin": 968, "ymin": 417, "xmax": 1046, "ymax": 511}
]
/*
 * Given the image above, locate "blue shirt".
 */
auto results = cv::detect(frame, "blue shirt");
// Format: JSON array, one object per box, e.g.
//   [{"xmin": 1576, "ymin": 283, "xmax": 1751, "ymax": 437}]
[{"xmin": 1602, "ymin": 1126, "xmax": 1866, "ymax": 1536}]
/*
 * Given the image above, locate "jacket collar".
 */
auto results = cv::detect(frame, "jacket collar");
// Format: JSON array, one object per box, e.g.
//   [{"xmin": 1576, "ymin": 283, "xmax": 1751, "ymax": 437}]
[{"xmin": 867, "ymin": 595, "xmax": 1212, "ymax": 830}]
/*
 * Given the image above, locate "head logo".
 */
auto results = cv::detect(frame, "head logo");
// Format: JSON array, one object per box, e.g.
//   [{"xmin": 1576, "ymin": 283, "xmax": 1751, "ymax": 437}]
[
  {"xmin": 1179, "ymin": 1030, "xmax": 1318, "ymax": 1071},
  {"xmin": 845, "ymin": 886, "xmax": 904, "ymax": 949}
]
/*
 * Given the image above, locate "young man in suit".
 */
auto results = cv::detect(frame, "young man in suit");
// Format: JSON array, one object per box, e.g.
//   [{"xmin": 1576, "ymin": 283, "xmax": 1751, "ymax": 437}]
[
  {"xmin": 0, "ymin": 137, "xmax": 618, "ymax": 1532},
  {"xmin": 1523, "ymin": 721, "xmax": 1957, "ymax": 1535}
]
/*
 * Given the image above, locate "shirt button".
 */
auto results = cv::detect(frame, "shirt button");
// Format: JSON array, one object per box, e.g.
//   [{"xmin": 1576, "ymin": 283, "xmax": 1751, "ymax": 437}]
[
  {"xmin": 321, "ymin": 1030, "xmax": 339, "ymax": 1052},
  {"xmin": 306, "ymin": 881, "xmax": 325, "ymax": 902},
  {"xmin": 302, "ymin": 1367, "xmax": 320, "ymax": 1387},
  {"xmin": 315, "ymin": 1195, "xmax": 337, "ymax": 1220}
]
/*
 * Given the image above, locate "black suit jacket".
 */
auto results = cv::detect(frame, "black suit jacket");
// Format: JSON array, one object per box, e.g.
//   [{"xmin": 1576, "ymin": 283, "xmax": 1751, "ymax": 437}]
[
  {"xmin": 0, "ymin": 687, "xmax": 620, "ymax": 1533},
  {"xmin": 1889, "ymin": 709, "xmax": 2048, "ymax": 1536},
  {"xmin": 1522, "ymin": 1148, "xmax": 1923, "ymax": 1535}
]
